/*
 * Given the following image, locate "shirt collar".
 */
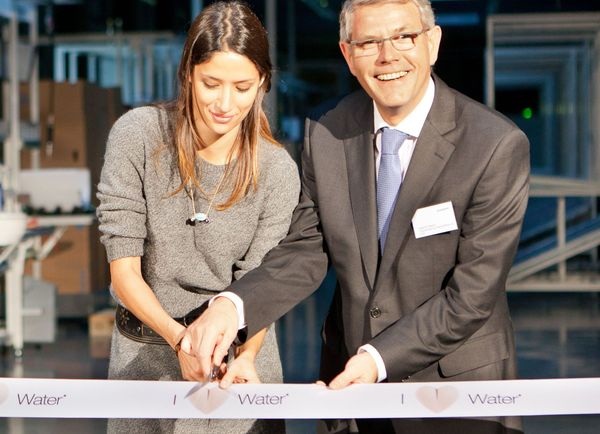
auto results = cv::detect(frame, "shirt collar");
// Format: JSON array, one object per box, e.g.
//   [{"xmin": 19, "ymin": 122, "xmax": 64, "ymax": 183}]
[{"xmin": 373, "ymin": 76, "xmax": 435, "ymax": 138}]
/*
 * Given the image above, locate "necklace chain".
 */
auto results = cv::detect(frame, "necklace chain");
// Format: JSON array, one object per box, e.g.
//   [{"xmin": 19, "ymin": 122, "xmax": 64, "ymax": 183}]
[{"xmin": 188, "ymin": 167, "xmax": 228, "ymax": 224}]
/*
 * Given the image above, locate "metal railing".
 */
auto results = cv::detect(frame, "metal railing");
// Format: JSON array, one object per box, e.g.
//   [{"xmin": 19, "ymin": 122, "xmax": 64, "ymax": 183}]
[{"xmin": 509, "ymin": 176, "xmax": 600, "ymax": 291}]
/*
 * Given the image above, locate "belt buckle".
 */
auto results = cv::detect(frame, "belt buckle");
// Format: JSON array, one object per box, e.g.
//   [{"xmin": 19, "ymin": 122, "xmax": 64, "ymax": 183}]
[{"xmin": 140, "ymin": 323, "xmax": 157, "ymax": 338}]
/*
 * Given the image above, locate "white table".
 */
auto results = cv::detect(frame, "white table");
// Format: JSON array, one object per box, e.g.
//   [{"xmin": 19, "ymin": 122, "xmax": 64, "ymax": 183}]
[{"xmin": 0, "ymin": 214, "xmax": 94, "ymax": 357}]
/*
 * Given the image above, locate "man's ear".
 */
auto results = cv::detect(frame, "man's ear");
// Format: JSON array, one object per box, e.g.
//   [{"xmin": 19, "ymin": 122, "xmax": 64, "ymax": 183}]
[
  {"xmin": 427, "ymin": 25, "xmax": 442, "ymax": 66},
  {"xmin": 339, "ymin": 41, "xmax": 357, "ymax": 77}
]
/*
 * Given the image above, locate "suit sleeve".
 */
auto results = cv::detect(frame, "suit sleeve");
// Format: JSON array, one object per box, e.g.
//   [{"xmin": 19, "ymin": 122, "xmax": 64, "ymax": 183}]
[
  {"xmin": 232, "ymin": 151, "xmax": 300, "ymax": 281},
  {"xmin": 228, "ymin": 120, "xmax": 329, "ymax": 338},
  {"xmin": 370, "ymin": 127, "xmax": 530, "ymax": 380}
]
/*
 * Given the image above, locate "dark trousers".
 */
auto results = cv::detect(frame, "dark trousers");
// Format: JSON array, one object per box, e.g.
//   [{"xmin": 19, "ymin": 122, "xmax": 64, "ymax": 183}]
[
  {"xmin": 355, "ymin": 418, "xmax": 523, "ymax": 434},
  {"xmin": 317, "ymin": 418, "xmax": 523, "ymax": 434}
]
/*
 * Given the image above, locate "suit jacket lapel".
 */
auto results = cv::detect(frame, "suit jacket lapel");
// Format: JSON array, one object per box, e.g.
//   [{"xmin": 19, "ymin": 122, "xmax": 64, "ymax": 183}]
[
  {"xmin": 378, "ymin": 77, "xmax": 457, "ymax": 281},
  {"xmin": 344, "ymin": 98, "xmax": 378, "ymax": 290}
]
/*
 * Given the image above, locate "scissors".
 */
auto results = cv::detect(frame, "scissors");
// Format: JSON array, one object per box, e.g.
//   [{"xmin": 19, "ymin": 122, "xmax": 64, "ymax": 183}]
[{"xmin": 184, "ymin": 364, "xmax": 222, "ymax": 399}]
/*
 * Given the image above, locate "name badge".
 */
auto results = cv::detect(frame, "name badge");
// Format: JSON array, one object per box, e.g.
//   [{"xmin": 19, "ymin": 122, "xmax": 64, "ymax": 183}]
[{"xmin": 412, "ymin": 201, "xmax": 458, "ymax": 239}]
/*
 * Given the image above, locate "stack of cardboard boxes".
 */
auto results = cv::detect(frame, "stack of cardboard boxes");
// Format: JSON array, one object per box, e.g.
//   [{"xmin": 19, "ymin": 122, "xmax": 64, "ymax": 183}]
[{"xmin": 21, "ymin": 81, "xmax": 125, "ymax": 315}]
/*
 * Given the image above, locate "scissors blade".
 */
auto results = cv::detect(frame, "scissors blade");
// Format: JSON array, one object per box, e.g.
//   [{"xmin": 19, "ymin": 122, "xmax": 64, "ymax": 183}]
[{"xmin": 184, "ymin": 365, "xmax": 220, "ymax": 398}]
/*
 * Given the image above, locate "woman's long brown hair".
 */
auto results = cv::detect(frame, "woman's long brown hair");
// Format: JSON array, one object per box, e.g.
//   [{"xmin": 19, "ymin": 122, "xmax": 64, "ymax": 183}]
[{"xmin": 172, "ymin": 0, "xmax": 278, "ymax": 209}]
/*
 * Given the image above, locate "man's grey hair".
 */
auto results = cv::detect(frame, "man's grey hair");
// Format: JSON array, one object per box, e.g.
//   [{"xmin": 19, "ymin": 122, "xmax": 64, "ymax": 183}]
[{"xmin": 339, "ymin": 0, "xmax": 436, "ymax": 42}]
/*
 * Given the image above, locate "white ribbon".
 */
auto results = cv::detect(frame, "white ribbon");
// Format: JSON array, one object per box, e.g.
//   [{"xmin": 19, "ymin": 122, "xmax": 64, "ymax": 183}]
[{"xmin": 0, "ymin": 377, "xmax": 599, "ymax": 419}]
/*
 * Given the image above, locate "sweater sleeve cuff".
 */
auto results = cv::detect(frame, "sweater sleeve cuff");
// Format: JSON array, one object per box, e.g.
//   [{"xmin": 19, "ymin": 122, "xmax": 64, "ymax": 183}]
[
  {"xmin": 358, "ymin": 344, "xmax": 387, "ymax": 383},
  {"xmin": 104, "ymin": 240, "xmax": 144, "ymax": 262},
  {"xmin": 210, "ymin": 292, "xmax": 246, "ymax": 330}
]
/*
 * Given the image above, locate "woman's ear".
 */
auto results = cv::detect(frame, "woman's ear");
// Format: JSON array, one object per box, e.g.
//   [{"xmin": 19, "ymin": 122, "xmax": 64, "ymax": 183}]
[{"xmin": 188, "ymin": 64, "xmax": 196, "ymax": 83}]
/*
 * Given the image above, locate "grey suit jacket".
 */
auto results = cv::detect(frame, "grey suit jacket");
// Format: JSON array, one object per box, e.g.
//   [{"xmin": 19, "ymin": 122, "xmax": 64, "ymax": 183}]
[{"xmin": 231, "ymin": 75, "xmax": 530, "ymax": 385}]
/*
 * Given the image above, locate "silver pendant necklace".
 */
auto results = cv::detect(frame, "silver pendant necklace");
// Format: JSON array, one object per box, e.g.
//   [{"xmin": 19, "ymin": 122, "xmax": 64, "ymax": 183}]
[{"xmin": 187, "ymin": 168, "xmax": 228, "ymax": 225}]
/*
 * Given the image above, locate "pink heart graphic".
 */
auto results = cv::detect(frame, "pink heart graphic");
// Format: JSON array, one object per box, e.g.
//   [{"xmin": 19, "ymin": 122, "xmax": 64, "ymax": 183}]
[
  {"xmin": 186, "ymin": 384, "xmax": 230, "ymax": 413},
  {"xmin": 416, "ymin": 386, "xmax": 458, "ymax": 413},
  {"xmin": 0, "ymin": 383, "xmax": 8, "ymax": 405}
]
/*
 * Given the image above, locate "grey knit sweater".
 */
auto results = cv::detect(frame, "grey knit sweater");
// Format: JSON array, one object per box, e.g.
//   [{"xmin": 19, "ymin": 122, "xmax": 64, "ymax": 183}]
[
  {"xmin": 97, "ymin": 106, "xmax": 298, "ymax": 433},
  {"xmin": 97, "ymin": 106, "xmax": 300, "ymax": 316}
]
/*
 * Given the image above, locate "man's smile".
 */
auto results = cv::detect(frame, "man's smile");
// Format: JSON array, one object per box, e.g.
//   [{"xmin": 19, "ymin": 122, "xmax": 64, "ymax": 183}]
[{"xmin": 376, "ymin": 71, "xmax": 408, "ymax": 81}]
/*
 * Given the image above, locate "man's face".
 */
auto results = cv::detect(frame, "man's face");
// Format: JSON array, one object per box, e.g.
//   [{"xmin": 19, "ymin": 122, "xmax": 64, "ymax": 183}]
[{"xmin": 340, "ymin": 1, "xmax": 441, "ymax": 125}]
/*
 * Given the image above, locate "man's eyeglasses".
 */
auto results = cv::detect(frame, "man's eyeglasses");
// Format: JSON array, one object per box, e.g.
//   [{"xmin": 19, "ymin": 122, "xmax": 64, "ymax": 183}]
[{"xmin": 347, "ymin": 28, "xmax": 430, "ymax": 56}]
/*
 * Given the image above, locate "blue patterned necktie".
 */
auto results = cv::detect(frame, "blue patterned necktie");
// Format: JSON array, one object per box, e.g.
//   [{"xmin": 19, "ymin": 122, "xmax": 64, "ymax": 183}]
[{"xmin": 377, "ymin": 127, "xmax": 407, "ymax": 252}]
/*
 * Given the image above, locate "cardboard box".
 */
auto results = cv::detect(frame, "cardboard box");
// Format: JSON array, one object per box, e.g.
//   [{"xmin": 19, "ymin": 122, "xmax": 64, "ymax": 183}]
[
  {"xmin": 20, "ymin": 81, "xmax": 124, "ymax": 298},
  {"xmin": 89, "ymin": 335, "xmax": 112, "ymax": 359},
  {"xmin": 21, "ymin": 81, "xmax": 126, "ymax": 207},
  {"xmin": 88, "ymin": 308, "xmax": 115, "ymax": 359},
  {"xmin": 88, "ymin": 307, "xmax": 115, "ymax": 338},
  {"xmin": 24, "ymin": 223, "xmax": 109, "ymax": 295}
]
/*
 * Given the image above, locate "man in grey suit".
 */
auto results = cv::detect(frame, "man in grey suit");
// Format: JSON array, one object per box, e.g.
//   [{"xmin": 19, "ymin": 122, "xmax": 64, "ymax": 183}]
[{"xmin": 184, "ymin": 0, "xmax": 529, "ymax": 432}]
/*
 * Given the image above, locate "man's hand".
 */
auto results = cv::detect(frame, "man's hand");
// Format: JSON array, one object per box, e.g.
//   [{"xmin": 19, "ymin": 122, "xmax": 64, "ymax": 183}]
[
  {"xmin": 181, "ymin": 297, "xmax": 239, "ymax": 380},
  {"xmin": 328, "ymin": 352, "xmax": 378, "ymax": 389}
]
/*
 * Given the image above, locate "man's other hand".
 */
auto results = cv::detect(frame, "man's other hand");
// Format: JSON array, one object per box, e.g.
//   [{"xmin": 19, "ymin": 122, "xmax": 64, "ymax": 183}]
[{"xmin": 328, "ymin": 352, "xmax": 378, "ymax": 389}]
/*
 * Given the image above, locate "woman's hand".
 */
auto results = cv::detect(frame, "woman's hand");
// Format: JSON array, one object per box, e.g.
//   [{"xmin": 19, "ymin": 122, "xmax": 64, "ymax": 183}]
[
  {"xmin": 219, "ymin": 351, "xmax": 260, "ymax": 388},
  {"xmin": 177, "ymin": 346, "xmax": 207, "ymax": 381}
]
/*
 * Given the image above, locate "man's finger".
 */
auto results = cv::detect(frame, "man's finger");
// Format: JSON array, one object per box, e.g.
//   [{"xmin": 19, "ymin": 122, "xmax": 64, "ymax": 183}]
[
  {"xmin": 212, "ymin": 329, "xmax": 236, "ymax": 369},
  {"xmin": 195, "ymin": 329, "xmax": 219, "ymax": 379},
  {"xmin": 328, "ymin": 370, "xmax": 355, "ymax": 390}
]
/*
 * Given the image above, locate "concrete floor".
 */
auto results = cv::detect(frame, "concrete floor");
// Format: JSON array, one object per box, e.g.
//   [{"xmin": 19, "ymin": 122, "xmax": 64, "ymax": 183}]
[{"xmin": 1, "ymin": 290, "xmax": 600, "ymax": 433}]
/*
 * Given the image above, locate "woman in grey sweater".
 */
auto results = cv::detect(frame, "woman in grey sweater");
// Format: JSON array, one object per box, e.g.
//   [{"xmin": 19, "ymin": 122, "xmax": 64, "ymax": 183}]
[{"xmin": 97, "ymin": 2, "xmax": 298, "ymax": 433}]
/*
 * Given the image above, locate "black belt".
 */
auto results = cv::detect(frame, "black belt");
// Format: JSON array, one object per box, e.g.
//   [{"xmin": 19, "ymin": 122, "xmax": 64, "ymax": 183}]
[{"xmin": 115, "ymin": 301, "xmax": 209, "ymax": 345}]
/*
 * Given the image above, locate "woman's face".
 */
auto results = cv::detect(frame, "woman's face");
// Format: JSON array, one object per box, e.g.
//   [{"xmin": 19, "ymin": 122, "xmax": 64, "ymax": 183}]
[{"xmin": 191, "ymin": 50, "xmax": 263, "ymax": 144}]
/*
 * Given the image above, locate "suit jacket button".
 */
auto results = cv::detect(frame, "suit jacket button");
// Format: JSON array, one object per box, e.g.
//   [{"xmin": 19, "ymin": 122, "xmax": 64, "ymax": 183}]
[{"xmin": 369, "ymin": 307, "xmax": 382, "ymax": 318}]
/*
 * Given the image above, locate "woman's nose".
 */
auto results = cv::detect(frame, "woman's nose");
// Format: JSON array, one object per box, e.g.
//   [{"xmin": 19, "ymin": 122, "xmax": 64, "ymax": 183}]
[{"xmin": 215, "ymin": 87, "xmax": 233, "ymax": 112}]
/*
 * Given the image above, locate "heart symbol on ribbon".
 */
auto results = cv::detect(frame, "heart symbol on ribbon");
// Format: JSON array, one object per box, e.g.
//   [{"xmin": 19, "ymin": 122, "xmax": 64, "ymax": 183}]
[
  {"xmin": 415, "ymin": 386, "xmax": 458, "ymax": 413},
  {"xmin": 186, "ymin": 383, "xmax": 230, "ymax": 413},
  {"xmin": 0, "ymin": 383, "xmax": 9, "ymax": 405}
]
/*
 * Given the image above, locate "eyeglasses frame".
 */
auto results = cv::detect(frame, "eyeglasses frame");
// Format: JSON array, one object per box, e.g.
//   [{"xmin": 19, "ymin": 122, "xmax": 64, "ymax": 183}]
[{"xmin": 346, "ymin": 28, "xmax": 430, "ymax": 55}]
